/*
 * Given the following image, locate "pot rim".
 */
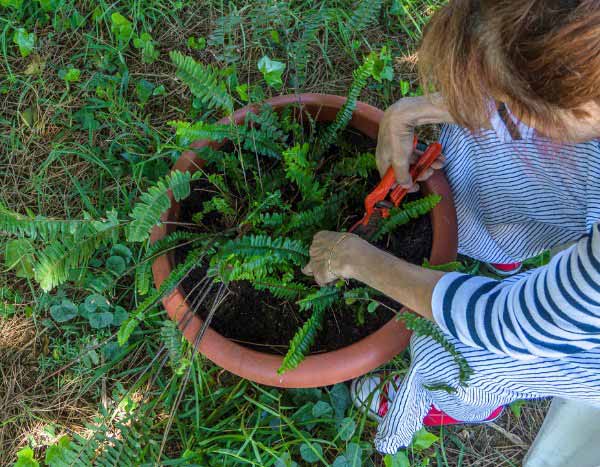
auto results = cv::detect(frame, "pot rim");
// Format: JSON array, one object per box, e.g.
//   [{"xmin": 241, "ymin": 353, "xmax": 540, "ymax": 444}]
[{"xmin": 151, "ymin": 93, "xmax": 457, "ymax": 388}]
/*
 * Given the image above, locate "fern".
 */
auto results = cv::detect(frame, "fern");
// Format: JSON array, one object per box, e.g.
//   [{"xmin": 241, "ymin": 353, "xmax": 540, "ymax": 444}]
[
  {"xmin": 118, "ymin": 246, "xmax": 208, "ymax": 345},
  {"xmin": 289, "ymin": 10, "xmax": 327, "ymax": 86},
  {"xmin": 34, "ymin": 229, "xmax": 115, "ymax": 291},
  {"xmin": 332, "ymin": 152, "xmax": 376, "ymax": 178},
  {"xmin": 243, "ymin": 105, "xmax": 287, "ymax": 159},
  {"xmin": 254, "ymin": 277, "xmax": 309, "ymax": 300},
  {"xmin": 170, "ymin": 51, "xmax": 233, "ymax": 112},
  {"xmin": 399, "ymin": 311, "xmax": 473, "ymax": 386},
  {"xmin": 52, "ymin": 414, "xmax": 158, "ymax": 465},
  {"xmin": 0, "ymin": 202, "xmax": 97, "ymax": 241},
  {"xmin": 136, "ymin": 231, "xmax": 206, "ymax": 295},
  {"xmin": 314, "ymin": 50, "xmax": 382, "ymax": 157},
  {"xmin": 161, "ymin": 319, "xmax": 186, "ymax": 373},
  {"xmin": 278, "ymin": 307, "xmax": 324, "ymax": 373},
  {"xmin": 371, "ymin": 194, "xmax": 442, "ymax": 241},
  {"xmin": 216, "ymin": 234, "xmax": 308, "ymax": 267},
  {"xmin": 347, "ymin": 0, "xmax": 383, "ymax": 33},
  {"xmin": 127, "ymin": 170, "xmax": 192, "ymax": 242},
  {"xmin": 283, "ymin": 143, "xmax": 324, "ymax": 202}
]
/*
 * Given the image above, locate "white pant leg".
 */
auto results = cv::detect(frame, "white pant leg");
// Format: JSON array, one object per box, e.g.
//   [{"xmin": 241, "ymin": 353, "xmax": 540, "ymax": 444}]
[{"xmin": 524, "ymin": 398, "xmax": 600, "ymax": 467}]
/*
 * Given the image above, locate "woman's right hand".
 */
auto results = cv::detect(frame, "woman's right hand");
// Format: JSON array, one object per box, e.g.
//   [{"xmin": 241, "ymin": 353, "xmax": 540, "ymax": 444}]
[{"xmin": 376, "ymin": 96, "xmax": 451, "ymax": 189}]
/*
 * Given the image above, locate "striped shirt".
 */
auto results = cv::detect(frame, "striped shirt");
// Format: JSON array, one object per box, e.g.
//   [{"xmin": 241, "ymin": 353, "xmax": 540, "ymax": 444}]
[{"xmin": 373, "ymin": 115, "xmax": 600, "ymax": 454}]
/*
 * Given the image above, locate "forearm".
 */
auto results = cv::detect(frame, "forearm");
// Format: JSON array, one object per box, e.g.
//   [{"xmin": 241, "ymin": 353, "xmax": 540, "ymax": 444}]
[{"xmin": 339, "ymin": 237, "xmax": 445, "ymax": 320}]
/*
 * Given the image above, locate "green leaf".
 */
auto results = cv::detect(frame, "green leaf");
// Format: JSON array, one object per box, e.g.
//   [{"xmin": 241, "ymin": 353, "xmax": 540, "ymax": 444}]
[
  {"xmin": 4, "ymin": 239, "xmax": 35, "ymax": 278},
  {"xmin": 110, "ymin": 244, "xmax": 132, "ymax": 262},
  {"xmin": 118, "ymin": 316, "xmax": 139, "ymax": 345},
  {"xmin": 510, "ymin": 399, "xmax": 526, "ymax": 418},
  {"xmin": 133, "ymin": 32, "xmax": 159, "ymax": 64},
  {"xmin": 332, "ymin": 456, "xmax": 350, "ymax": 467},
  {"xmin": 274, "ymin": 452, "xmax": 298, "ymax": 467},
  {"xmin": 257, "ymin": 56, "xmax": 286, "ymax": 89},
  {"xmin": 345, "ymin": 443, "xmax": 362, "ymax": 467},
  {"xmin": 88, "ymin": 311, "xmax": 114, "ymax": 329},
  {"xmin": 411, "ymin": 428, "xmax": 439, "ymax": 451},
  {"xmin": 110, "ymin": 12, "xmax": 133, "ymax": 46},
  {"xmin": 83, "ymin": 293, "xmax": 110, "ymax": 313},
  {"xmin": 311, "ymin": 400, "xmax": 333, "ymax": 418},
  {"xmin": 399, "ymin": 80, "xmax": 410, "ymax": 97},
  {"xmin": 106, "ymin": 255, "xmax": 126, "ymax": 275},
  {"xmin": 45, "ymin": 435, "xmax": 71, "ymax": 466},
  {"xmin": 383, "ymin": 451, "xmax": 410, "ymax": 467},
  {"xmin": 187, "ymin": 36, "xmax": 206, "ymax": 50},
  {"xmin": 299, "ymin": 442, "xmax": 322, "ymax": 463},
  {"xmin": 337, "ymin": 417, "xmax": 356, "ymax": 441},
  {"xmin": 235, "ymin": 84, "xmax": 249, "ymax": 102},
  {"xmin": 329, "ymin": 383, "xmax": 351, "ymax": 419},
  {"xmin": 112, "ymin": 306, "xmax": 128, "ymax": 326},
  {"xmin": 50, "ymin": 299, "xmax": 78, "ymax": 323},
  {"xmin": 14, "ymin": 446, "xmax": 39, "ymax": 467},
  {"xmin": 59, "ymin": 67, "xmax": 81, "ymax": 83},
  {"xmin": 135, "ymin": 79, "xmax": 155, "ymax": 104},
  {"xmin": 13, "ymin": 28, "xmax": 35, "ymax": 57},
  {"xmin": 367, "ymin": 301, "xmax": 379, "ymax": 314}
]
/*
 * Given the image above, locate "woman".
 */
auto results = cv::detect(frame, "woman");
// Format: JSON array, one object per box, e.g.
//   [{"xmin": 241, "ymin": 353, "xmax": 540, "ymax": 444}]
[{"xmin": 303, "ymin": 0, "xmax": 600, "ymax": 455}]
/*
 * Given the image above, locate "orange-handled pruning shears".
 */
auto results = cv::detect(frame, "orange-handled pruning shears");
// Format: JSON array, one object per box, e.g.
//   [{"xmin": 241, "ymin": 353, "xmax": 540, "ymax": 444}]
[{"xmin": 349, "ymin": 137, "xmax": 443, "ymax": 239}]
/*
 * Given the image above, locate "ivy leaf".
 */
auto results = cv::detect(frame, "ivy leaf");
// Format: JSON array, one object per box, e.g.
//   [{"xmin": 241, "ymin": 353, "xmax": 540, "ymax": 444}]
[
  {"xmin": 88, "ymin": 311, "xmax": 114, "ymax": 329},
  {"xmin": 257, "ymin": 56, "xmax": 286, "ymax": 89},
  {"xmin": 410, "ymin": 428, "xmax": 439, "ymax": 451},
  {"xmin": 13, "ymin": 28, "xmax": 35, "ymax": 57},
  {"xmin": 299, "ymin": 442, "xmax": 322, "ymax": 463},
  {"xmin": 50, "ymin": 300, "xmax": 78, "ymax": 323},
  {"xmin": 383, "ymin": 451, "xmax": 410, "ymax": 467},
  {"xmin": 106, "ymin": 255, "xmax": 126, "ymax": 275}
]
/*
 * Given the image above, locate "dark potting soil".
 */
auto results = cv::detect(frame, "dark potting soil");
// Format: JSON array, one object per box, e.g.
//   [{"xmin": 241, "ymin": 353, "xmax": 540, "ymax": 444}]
[{"xmin": 174, "ymin": 128, "xmax": 433, "ymax": 355}]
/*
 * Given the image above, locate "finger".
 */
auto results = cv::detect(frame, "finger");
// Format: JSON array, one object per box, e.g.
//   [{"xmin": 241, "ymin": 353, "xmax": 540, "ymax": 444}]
[
  {"xmin": 408, "ymin": 183, "xmax": 420, "ymax": 193},
  {"xmin": 431, "ymin": 154, "xmax": 446, "ymax": 170},
  {"xmin": 415, "ymin": 168, "xmax": 434, "ymax": 182},
  {"xmin": 392, "ymin": 160, "xmax": 413, "ymax": 187},
  {"xmin": 302, "ymin": 263, "xmax": 313, "ymax": 276}
]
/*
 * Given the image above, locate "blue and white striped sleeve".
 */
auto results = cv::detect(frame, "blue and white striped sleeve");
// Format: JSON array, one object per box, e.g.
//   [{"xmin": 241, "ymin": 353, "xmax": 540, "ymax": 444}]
[{"xmin": 432, "ymin": 223, "xmax": 600, "ymax": 360}]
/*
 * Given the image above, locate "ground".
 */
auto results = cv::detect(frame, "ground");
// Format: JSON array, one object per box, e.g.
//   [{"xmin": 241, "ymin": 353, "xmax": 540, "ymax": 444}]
[{"xmin": 0, "ymin": 1, "xmax": 546, "ymax": 465}]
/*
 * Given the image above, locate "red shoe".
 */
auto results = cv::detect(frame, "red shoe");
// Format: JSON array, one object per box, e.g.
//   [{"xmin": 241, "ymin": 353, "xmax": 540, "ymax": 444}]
[
  {"xmin": 486, "ymin": 261, "xmax": 522, "ymax": 276},
  {"xmin": 350, "ymin": 374, "xmax": 503, "ymax": 425}
]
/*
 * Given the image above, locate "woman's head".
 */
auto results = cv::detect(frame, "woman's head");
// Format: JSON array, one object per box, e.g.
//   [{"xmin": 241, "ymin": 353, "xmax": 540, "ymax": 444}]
[{"xmin": 418, "ymin": 0, "xmax": 600, "ymax": 140}]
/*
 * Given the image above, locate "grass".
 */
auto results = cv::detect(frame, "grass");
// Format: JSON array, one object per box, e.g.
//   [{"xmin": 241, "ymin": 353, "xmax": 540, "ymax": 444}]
[{"xmin": 0, "ymin": 0, "xmax": 546, "ymax": 465}]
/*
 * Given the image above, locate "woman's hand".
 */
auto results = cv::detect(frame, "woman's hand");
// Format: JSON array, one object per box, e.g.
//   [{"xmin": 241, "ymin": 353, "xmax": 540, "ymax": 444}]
[
  {"xmin": 376, "ymin": 95, "xmax": 452, "ymax": 188},
  {"xmin": 302, "ymin": 231, "xmax": 363, "ymax": 286}
]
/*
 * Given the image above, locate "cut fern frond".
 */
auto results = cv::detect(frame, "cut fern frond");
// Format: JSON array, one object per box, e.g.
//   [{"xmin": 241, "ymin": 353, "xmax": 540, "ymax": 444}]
[
  {"xmin": 127, "ymin": 170, "xmax": 192, "ymax": 243},
  {"xmin": 254, "ymin": 278, "xmax": 309, "ymax": 301},
  {"xmin": 297, "ymin": 286, "xmax": 340, "ymax": 312}
]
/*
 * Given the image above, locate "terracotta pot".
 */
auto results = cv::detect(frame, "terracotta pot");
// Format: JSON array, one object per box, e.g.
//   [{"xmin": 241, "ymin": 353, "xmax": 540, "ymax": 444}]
[{"xmin": 151, "ymin": 93, "xmax": 458, "ymax": 388}]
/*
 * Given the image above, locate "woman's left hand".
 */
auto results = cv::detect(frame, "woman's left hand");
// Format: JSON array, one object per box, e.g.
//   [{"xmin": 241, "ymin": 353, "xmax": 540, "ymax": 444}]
[{"xmin": 302, "ymin": 231, "xmax": 361, "ymax": 286}]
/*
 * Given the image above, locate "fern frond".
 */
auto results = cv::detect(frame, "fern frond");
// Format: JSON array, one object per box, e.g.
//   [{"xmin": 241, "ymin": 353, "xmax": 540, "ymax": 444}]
[
  {"xmin": 0, "ymin": 203, "xmax": 96, "ymax": 241},
  {"xmin": 297, "ymin": 286, "xmax": 340, "ymax": 312},
  {"xmin": 283, "ymin": 143, "xmax": 324, "ymax": 202},
  {"xmin": 278, "ymin": 307, "xmax": 324, "ymax": 373},
  {"xmin": 217, "ymin": 235, "xmax": 308, "ymax": 266},
  {"xmin": 170, "ymin": 51, "xmax": 233, "ymax": 113},
  {"xmin": 314, "ymin": 51, "xmax": 381, "ymax": 157},
  {"xmin": 118, "ymin": 246, "xmax": 209, "ymax": 345},
  {"xmin": 347, "ymin": 0, "xmax": 383, "ymax": 33},
  {"xmin": 34, "ymin": 229, "xmax": 114, "ymax": 291},
  {"xmin": 290, "ymin": 10, "xmax": 327, "ymax": 86},
  {"xmin": 161, "ymin": 319, "xmax": 186, "ymax": 372},
  {"xmin": 136, "ymin": 231, "xmax": 206, "ymax": 295},
  {"xmin": 399, "ymin": 311, "xmax": 473, "ymax": 386},
  {"xmin": 371, "ymin": 193, "xmax": 441, "ymax": 241},
  {"xmin": 55, "ymin": 414, "xmax": 158, "ymax": 465},
  {"xmin": 254, "ymin": 277, "xmax": 309, "ymax": 300},
  {"xmin": 332, "ymin": 152, "xmax": 376, "ymax": 178},
  {"xmin": 170, "ymin": 120, "xmax": 239, "ymax": 145},
  {"xmin": 127, "ymin": 170, "xmax": 192, "ymax": 242}
]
